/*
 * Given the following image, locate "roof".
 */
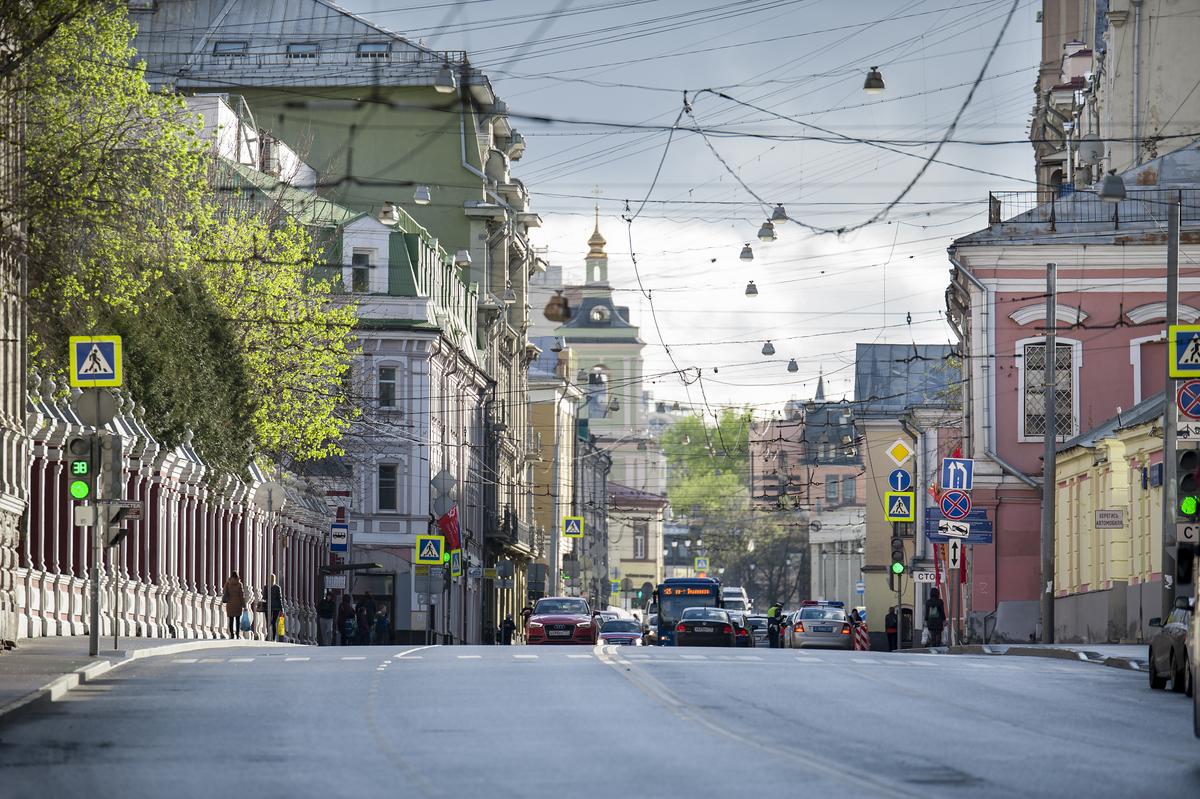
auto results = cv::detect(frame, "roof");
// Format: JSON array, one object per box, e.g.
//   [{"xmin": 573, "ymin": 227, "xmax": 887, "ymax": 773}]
[
  {"xmin": 608, "ymin": 481, "xmax": 667, "ymax": 507},
  {"xmin": 853, "ymin": 343, "xmax": 958, "ymax": 415},
  {"xmin": 1057, "ymin": 390, "xmax": 1164, "ymax": 454},
  {"xmin": 216, "ymin": 158, "xmax": 358, "ymax": 229}
]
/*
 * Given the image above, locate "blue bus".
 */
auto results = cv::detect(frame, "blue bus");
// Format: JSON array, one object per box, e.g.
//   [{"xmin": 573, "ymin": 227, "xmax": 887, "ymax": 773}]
[{"xmin": 651, "ymin": 577, "xmax": 724, "ymax": 646}]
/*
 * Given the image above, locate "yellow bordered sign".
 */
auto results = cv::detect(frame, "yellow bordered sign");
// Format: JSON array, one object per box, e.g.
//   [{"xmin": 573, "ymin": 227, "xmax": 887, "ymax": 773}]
[
  {"xmin": 69, "ymin": 335, "xmax": 122, "ymax": 387},
  {"xmin": 415, "ymin": 535, "xmax": 445, "ymax": 564},
  {"xmin": 884, "ymin": 491, "xmax": 915, "ymax": 522},
  {"xmin": 1170, "ymin": 325, "xmax": 1200, "ymax": 378},
  {"xmin": 563, "ymin": 516, "xmax": 583, "ymax": 537}
]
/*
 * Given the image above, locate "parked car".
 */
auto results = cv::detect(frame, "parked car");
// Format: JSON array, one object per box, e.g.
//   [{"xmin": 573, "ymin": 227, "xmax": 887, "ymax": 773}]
[
  {"xmin": 747, "ymin": 615, "xmax": 769, "ymax": 646},
  {"xmin": 1149, "ymin": 596, "xmax": 1194, "ymax": 695},
  {"xmin": 599, "ymin": 618, "xmax": 645, "ymax": 646},
  {"xmin": 727, "ymin": 610, "xmax": 754, "ymax": 648},
  {"xmin": 785, "ymin": 601, "xmax": 854, "ymax": 650},
  {"xmin": 644, "ymin": 613, "xmax": 659, "ymax": 646},
  {"xmin": 525, "ymin": 597, "xmax": 600, "ymax": 645},
  {"xmin": 675, "ymin": 607, "xmax": 736, "ymax": 647}
]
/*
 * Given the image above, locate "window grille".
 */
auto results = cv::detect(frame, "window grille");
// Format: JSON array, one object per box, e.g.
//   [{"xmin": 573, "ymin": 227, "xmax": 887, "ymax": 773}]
[{"xmin": 1023, "ymin": 343, "xmax": 1074, "ymax": 437}]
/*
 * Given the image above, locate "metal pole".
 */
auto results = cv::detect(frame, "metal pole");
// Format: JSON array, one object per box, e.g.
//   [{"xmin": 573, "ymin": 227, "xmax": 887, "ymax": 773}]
[
  {"xmin": 1163, "ymin": 195, "xmax": 1181, "ymax": 621},
  {"xmin": 89, "ymin": 426, "xmax": 103, "ymax": 657},
  {"xmin": 1041, "ymin": 263, "xmax": 1057, "ymax": 644}
]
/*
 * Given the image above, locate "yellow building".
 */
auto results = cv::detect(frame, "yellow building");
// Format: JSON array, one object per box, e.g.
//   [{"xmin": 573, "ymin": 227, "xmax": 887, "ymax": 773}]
[{"xmin": 608, "ymin": 482, "xmax": 666, "ymax": 612}]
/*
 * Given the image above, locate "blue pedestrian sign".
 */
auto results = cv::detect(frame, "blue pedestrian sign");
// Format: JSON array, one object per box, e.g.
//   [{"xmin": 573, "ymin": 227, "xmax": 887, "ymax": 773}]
[
  {"xmin": 69, "ymin": 335, "xmax": 122, "ymax": 387},
  {"xmin": 1170, "ymin": 325, "xmax": 1200, "ymax": 378},
  {"xmin": 941, "ymin": 490, "xmax": 972, "ymax": 520},
  {"xmin": 330, "ymin": 523, "xmax": 349, "ymax": 553},
  {"xmin": 941, "ymin": 458, "xmax": 973, "ymax": 491},
  {"xmin": 888, "ymin": 469, "xmax": 912, "ymax": 492},
  {"xmin": 884, "ymin": 491, "xmax": 915, "ymax": 522},
  {"xmin": 415, "ymin": 535, "xmax": 445, "ymax": 565},
  {"xmin": 563, "ymin": 517, "xmax": 583, "ymax": 537}
]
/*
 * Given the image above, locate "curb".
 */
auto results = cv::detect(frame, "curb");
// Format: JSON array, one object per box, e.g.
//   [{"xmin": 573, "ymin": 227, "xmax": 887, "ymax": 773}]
[
  {"xmin": 0, "ymin": 638, "xmax": 301, "ymax": 728},
  {"xmin": 896, "ymin": 644, "xmax": 1147, "ymax": 672}
]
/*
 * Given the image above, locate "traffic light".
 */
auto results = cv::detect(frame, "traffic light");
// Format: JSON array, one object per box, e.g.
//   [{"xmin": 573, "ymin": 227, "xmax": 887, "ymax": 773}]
[
  {"xmin": 1177, "ymin": 545, "xmax": 1195, "ymax": 588},
  {"xmin": 1179, "ymin": 449, "xmax": 1200, "ymax": 519},
  {"xmin": 66, "ymin": 433, "xmax": 97, "ymax": 501},
  {"xmin": 890, "ymin": 536, "xmax": 906, "ymax": 575}
]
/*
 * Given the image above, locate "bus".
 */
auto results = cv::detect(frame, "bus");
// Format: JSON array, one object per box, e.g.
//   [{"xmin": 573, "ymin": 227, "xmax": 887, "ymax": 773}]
[{"xmin": 651, "ymin": 577, "xmax": 724, "ymax": 646}]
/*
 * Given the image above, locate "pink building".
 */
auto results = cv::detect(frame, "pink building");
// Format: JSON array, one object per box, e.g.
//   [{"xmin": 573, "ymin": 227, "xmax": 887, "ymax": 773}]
[{"xmin": 947, "ymin": 145, "xmax": 1200, "ymax": 642}]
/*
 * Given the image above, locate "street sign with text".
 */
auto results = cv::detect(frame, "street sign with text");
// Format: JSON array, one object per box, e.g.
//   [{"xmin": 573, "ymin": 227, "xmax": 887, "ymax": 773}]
[
  {"xmin": 913, "ymin": 570, "xmax": 937, "ymax": 583},
  {"xmin": 937, "ymin": 519, "xmax": 970, "ymax": 539}
]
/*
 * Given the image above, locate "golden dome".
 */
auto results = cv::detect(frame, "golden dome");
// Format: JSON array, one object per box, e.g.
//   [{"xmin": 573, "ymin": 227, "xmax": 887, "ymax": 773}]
[{"xmin": 587, "ymin": 207, "xmax": 607, "ymax": 258}]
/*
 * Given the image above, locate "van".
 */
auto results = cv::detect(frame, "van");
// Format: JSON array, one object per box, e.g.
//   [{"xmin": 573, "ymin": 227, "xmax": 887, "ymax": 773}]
[{"xmin": 722, "ymin": 586, "xmax": 751, "ymax": 613}]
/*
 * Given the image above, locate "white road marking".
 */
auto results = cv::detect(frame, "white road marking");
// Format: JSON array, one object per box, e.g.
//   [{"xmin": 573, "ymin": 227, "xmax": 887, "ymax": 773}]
[
  {"xmin": 285, "ymin": 657, "xmax": 310, "ymax": 662},
  {"xmin": 342, "ymin": 657, "xmax": 366, "ymax": 660},
  {"xmin": 457, "ymin": 655, "xmax": 482, "ymax": 659},
  {"xmin": 514, "ymin": 654, "xmax": 538, "ymax": 659},
  {"xmin": 228, "ymin": 658, "xmax": 254, "ymax": 662},
  {"xmin": 567, "ymin": 654, "xmax": 592, "ymax": 659},
  {"xmin": 904, "ymin": 659, "xmax": 937, "ymax": 665},
  {"xmin": 851, "ymin": 658, "xmax": 877, "ymax": 664},
  {"xmin": 679, "ymin": 654, "xmax": 707, "ymax": 660},
  {"xmin": 616, "ymin": 660, "xmax": 631, "ymax": 664},
  {"xmin": 736, "ymin": 655, "xmax": 763, "ymax": 661},
  {"xmin": 174, "ymin": 658, "xmax": 197, "ymax": 663},
  {"xmin": 966, "ymin": 662, "xmax": 994, "ymax": 668},
  {"xmin": 794, "ymin": 657, "xmax": 822, "ymax": 663},
  {"xmin": 200, "ymin": 658, "xmax": 224, "ymax": 663}
]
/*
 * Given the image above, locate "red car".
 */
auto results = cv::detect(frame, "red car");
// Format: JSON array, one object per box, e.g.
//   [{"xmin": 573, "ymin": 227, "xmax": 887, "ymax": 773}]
[{"xmin": 525, "ymin": 597, "xmax": 599, "ymax": 645}]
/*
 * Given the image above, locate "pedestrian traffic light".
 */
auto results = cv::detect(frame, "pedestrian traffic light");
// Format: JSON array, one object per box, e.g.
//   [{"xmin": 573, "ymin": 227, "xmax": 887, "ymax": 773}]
[
  {"xmin": 66, "ymin": 433, "xmax": 97, "ymax": 501},
  {"xmin": 1179, "ymin": 449, "xmax": 1200, "ymax": 519},
  {"xmin": 1178, "ymin": 543, "xmax": 1196, "ymax": 588},
  {"xmin": 890, "ymin": 536, "xmax": 905, "ymax": 574}
]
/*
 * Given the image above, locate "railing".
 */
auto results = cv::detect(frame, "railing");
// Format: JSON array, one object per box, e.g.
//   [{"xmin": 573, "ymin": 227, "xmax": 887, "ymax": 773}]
[
  {"xmin": 155, "ymin": 50, "xmax": 470, "ymax": 77},
  {"xmin": 988, "ymin": 188, "xmax": 1200, "ymax": 229}
]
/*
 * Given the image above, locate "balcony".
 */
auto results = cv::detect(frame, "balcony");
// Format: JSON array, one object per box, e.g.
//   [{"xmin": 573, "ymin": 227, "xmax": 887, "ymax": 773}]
[{"xmin": 987, "ymin": 188, "xmax": 1200, "ymax": 232}]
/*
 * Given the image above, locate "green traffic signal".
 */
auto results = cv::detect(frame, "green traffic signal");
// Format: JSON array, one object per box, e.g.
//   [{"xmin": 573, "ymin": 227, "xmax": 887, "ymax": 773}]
[
  {"xmin": 442, "ymin": 551, "xmax": 451, "ymax": 563},
  {"xmin": 69, "ymin": 479, "xmax": 91, "ymax": 499},
  {"xmin": 1183, "ymin": 495, "xmax": 1199, "ymax": 516},
  {"xmin": 891, "ymin": 561, "xmax": 904, "ymax": 574},
  {"xmin": 66, "ymin": 433, "xmax": 96, "ymax": 501}
]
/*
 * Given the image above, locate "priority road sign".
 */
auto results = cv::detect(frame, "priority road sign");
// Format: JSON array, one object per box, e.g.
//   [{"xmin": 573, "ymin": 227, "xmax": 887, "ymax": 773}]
[
  {"xmin": 1179, "ymin": 380, "xmax": 1200, "ymax": 420},
  {"xmin": 940, "ymin": 458, "xmax": 974, "ymax": 491},
  {"xmin": 563, "ymin": 517, "xmax": 583, "ymax": 537},
  {"xmin": 941, "ymin": 490, "xmax": 972, "ymax": 520},
  {"xmin": 415, "ymin": 535, "xmax": 445, "ymax": 564},
  {"xmin": 884, "ymin": 491, "xmax": 915, "ymax": 522},
  {"xmin": 886, "ymin": 439, "xmax": 914, "ymax": 466},
  {"xmin": 69, "ymin": 335, "xmax": 122, "ymax": 387},
  {"xmin": 888, "ymin": 469, "xmax": 912, "ymax": 492},
  {"xmin": 1170, "ymin": 325, "xmax": 1200, "ymax": 378}
]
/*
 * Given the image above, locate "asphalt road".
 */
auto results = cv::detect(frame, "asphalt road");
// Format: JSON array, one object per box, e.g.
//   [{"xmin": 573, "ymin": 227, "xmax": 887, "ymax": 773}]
[{"xmin": 1, "ymin": 644, "xmax": 1198, "ymax": 798}]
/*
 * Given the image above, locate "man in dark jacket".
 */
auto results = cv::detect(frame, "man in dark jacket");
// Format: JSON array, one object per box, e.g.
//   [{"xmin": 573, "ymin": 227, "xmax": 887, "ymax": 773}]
[
  {"xmin": 316, "ymin": 590, "xmax": 336, "ymax": 646},
  {"xmin": 766, "ymin": 602, "xmax": 784, "ymax": 648},
  {"xmin": 336, "ymin": 593, "xmax": 355, "ymax": 646},
  {"xmin": 264, "ymin": 575, "xmax": 284, "ymax": 641},
  {"xmin": 885, "ymin": 607, "xmax": 898, "ymax": 652},
  {"xmin": 925, "ymin": 587, "xmax": 946, "ymax": 647},
  {"xmin": 501, "ymin": 613, "xmax": 517, "ymax": 645},
  {"xmin": 356, "ymin": 590, "xmax": 377, "ymax": 629}
]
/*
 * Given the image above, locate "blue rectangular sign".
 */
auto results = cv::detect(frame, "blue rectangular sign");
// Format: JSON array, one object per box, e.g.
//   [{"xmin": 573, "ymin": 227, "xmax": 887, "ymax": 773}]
[
  {"xmin": 925, "ymin": 508, "xmax": 989, "ymax": 521},
  {"xmin": 926, "ymin": 528, "xmax": 994, "ymax": 544}
]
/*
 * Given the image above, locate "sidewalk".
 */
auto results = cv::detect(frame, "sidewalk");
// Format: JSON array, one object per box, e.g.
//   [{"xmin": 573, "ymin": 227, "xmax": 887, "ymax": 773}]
[
  {"xmin": 898, "ymin": 642, "xmax": 1149, "ymax": 672},
  {"xmin": 0, "ymin": 635, "xmax": 301, "ymax": 726}
]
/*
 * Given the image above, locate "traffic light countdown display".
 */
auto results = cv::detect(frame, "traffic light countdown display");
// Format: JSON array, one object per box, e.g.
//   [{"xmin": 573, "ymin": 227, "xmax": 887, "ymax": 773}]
[
  {"xmin": 890, "ymin": 536, "xmax": 905, "ymax": 575},
  {"xmin": 66, "ymin": 434, "xmax": 97, "ymax": 500}
]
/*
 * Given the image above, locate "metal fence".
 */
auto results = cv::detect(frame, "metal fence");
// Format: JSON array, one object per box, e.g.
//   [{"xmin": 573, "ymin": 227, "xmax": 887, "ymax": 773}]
[{"xmin": 988, "ymin": 188, "xmax": 1200, "ymax": 229}]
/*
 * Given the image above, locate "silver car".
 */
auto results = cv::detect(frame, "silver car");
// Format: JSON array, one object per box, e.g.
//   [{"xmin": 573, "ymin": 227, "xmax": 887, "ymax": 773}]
[{"xmin": 786, "ymin": 602, "xmax": 854, "ymax": 650}]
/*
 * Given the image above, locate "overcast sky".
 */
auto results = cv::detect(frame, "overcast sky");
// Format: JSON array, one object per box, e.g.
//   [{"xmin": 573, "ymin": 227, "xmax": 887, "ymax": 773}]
[{"xmin": 344, "ymin": 0, "xmax": 1043, "ymax": 415}]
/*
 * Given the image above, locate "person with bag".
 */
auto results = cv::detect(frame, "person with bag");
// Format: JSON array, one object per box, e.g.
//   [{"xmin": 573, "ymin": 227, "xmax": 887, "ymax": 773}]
[
  {"xmin": 336, "ymin": 593, "xmax": 354, "ymax": 645},
  {"xmin": 264, "ymin": 574, "xmax": 283, "ymax": 642},
  {"xmin": 374, "ymin": 605, "xmax": 390, "ymax": 645},
  {"xmin": 356, "ymin": 605, "xmax": 371, "ymax": 646},
  {"xmin": 316, "ymin": 590, "xmax": 336, "ymax": 646},
  {"xmin": 885, "ymin": 606, "xmax": 898, "ymax": 652},
  {"xmin": 222, "ymin": 572, "xmax": 245, "ymax": 639},
  {"xmin": 925, "ymin": 587, "xmax": 947, "ymax": 647}
]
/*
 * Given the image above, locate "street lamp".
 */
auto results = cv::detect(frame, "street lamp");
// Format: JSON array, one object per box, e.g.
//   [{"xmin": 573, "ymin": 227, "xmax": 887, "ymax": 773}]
[
  {"xmin": 1098, "ymin": 170, "xmax": 1126, "ymax": 203},
  {"xmin": 757, "ymin": 220, "xmax": 777, "ymax": 242},
  {"xmin": 762, "ymin": 341, "xmax": 775, "ymax": 356},
  {"xmin": 863, "ymin": 67, "xmax": 885, "ymax": 94},
  {"xmin": 745, "ymin": 280, "xmax": 758, "ymax": 297},
  {"xmin": 739, "ymin": 244, "xmax": 754, "ymax": 261},
  {"xmin": 379, "ymin": 201, "xmax": 399, "ymax": 225},
  {"xmin": 771, "ymin": 204, "xmax": 789, "ymax": 225},
  {"xmin": 454, "ymin": 248, "xmax": 472, "ymax": 267},
  {"xmin": 413, "ymin": 185, "xmax": 432, "ymax": 205},
  {"xmin": 434, "ymin": 64, "xmax": 457, "ymax": 93}
]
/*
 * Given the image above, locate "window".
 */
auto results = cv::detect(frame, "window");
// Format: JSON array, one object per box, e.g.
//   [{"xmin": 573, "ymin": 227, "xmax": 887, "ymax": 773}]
[
  {"xmin": 842, "ymin": 475, "xmax": 857, "ymax": 503},
  {"xmin": 286, "ymin": 42, "xmax": 318, "ymax": 59},
  {"xmin": 357, "ymin": 42, "xmax": 391, "ymax": 59},
  {"xmin": 825, "ymin": 475, "xmax": 839, "ymax": 503},
  {"xmin": 1022, "ymin": 342, "xmax": 1074, "ymax": 437},
  {"xmin": 378, "ymin": 465, "xmax": 397, "ymax": 511},
  {"xmin": 379, "ymin": 368, "xmax": 396, "ymax": 408},
  {"xmin": 352, "ymin": 251, "xmax": 371, "ymax": 293},
  {"xmin": 212, "ymin": 41, "xmax": 247, "ymax": 56},
  {"xmin": 634, "ymin": 522, "xmax": 648, "ymax": 560}
]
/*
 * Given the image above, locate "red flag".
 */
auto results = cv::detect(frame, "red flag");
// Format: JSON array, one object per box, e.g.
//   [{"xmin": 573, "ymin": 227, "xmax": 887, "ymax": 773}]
[
  {"xmin": 437, "ymin": 506, "xmax": 461, "ymax": 551},
  {"xmin": 952, "ymin": 445, "xmax": 962, "ymax": 459},
  {"xmin": 934, "ymin": 543, "xmax": 942, "ymax": 585}
]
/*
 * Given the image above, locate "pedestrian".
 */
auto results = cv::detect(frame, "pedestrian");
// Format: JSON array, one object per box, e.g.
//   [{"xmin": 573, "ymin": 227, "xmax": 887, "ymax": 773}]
[
  {"xmin": 356, "ymin": 605, "xmax": 371, "ymax": 645},
  {"xmin": 337, "ymin": 593, "xmax": 354, "ymax": 646},
  {"xmin": 925, "ymin": 587, "xmax": 946, "ymax": 647},
  {"xmin": 264, "ymin": 574, "xmax": 283, "ymax": 642},
  {"xmin": 501, "ymin": 613, "xmax": 517, "ymax": 645},
  {"xmin": 374, "ymin": 605, "xmax": 390, "ymax": 645},
  {"xmin": 222, "ymin": 571, "xmax": 244, "ymax": 639},
  {"xmin": 885, "ymin": 606, "xmax": 898, "ymax": 652},
  {"xmin": 356, "ymin": 589, "xmax": 377, "ymax": 624},
  {"xmin": 316, "ymin": 590, "xmax": 336, "ymax": 646},
  {"xmin": 767, "ymin": 601, "xmax": 784, "ymax": 648}
]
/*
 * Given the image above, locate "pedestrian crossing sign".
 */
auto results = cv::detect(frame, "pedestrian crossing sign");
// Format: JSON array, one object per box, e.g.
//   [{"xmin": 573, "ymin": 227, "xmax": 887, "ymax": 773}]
[
  {"xmin": 1170, "ymin": 325, "xmax": 1200, "ymax": 378},
  {"xmin": 415, "ymin": 535, "xmax": 445, "ymax": 564},
  {"xmin": 610, "ymin": 580, "xmax": 620, "ymax": 596},
  {"xmin": 563, "ymin": 516, "xmax": 583, "ymax": 537},
  {"xmin": 884, "ymin": 491, "xmax": 915, "ymax": 522},
  {"xmin": 450, "ymin": 549, "xmax": 462, "ymax": 578},
  {"xmin": 69, "ymin": 335, "xmax": 122, "ymax": 387}
]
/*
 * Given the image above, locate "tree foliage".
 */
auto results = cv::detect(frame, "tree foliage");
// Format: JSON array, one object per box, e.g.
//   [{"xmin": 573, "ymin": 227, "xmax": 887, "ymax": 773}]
[{"xmin": 12, "ymin": 5, "xmax": 356, "ymax": 475}]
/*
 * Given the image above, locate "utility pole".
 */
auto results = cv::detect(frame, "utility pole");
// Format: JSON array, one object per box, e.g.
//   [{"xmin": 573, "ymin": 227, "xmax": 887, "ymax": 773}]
[
  {"xmin": 1163, "ymin": 194, "xmax": 1181, "ymax": 621},
  {"xmin": 1040, "ymin": 263, "xmax": 1057, "ymax": 644}
]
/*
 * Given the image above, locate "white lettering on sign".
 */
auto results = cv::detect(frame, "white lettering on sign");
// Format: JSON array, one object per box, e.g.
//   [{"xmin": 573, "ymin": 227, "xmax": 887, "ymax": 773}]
[{"xmin": 1094, "ymin": 510, "xmax": 1125, "ymax": 529}]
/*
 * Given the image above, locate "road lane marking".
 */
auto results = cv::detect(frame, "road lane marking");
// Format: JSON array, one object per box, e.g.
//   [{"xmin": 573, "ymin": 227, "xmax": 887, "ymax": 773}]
[
  {"xmin": 966, "ymin": 662, "xmax": 994, "ymax": 668},
  {"xmin": 679, "ymin": 654, "xmax": 707, "ymax": 660},
  {"xmin": 513, "ymin": 654, "xmax": 538, "ymax": 659},
  {"xmin": 567, "ymin": 654, "xmax": 592, "ymax": 658},
  {"xmin": 736, "ymin": 655, "xmax": 762, "ymax": 661},
  {"xmin": 851, "ymin": 658, "xmax": 877, "ymax": 664},
  {"xmin": 228, "ymin": 658, "xmax": 254, "ymax": 662},
  {"xmin": 174, "ymin": 658, "xmax": 197, "ymax": 663},
  {"xmin": 395, "ymin": 645, "xmax": 440, "ymax": 659},
  {"xmin": 285, "ymin": 657, "xmax": 310, "ymax": 661},
  {"xmin": 342, "ymin": 657, "xmax": 366, "ymax": 660},
  {"xmin": 457, "ymin": 655, "xmax": 482, "ymax": 659},
  {"xmin": 200, "ymin": 658, "xmax": 224, "ymax": 663},
  {"xmin": 795, "ymin": 657, "xmax": 822, "ymax": 663}
]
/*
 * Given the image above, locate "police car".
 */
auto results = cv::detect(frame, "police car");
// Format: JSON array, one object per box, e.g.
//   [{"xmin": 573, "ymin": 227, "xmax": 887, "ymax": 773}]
[{"xmin": 784, "ymin": 600, "xmax": 855, "ymax": 650}]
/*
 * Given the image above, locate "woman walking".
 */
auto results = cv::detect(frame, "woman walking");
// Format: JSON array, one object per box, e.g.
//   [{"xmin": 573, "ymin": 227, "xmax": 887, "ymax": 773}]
[{"xmin": 223, "ymin": 572, "xmax": 245, "ymax": 639}]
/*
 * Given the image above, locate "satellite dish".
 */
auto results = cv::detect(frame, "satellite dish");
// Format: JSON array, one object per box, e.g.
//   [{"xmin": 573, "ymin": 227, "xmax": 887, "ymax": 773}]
[{"xmin": 1079, "ymin": 133, "xmax": 1104, "ymax": 166}]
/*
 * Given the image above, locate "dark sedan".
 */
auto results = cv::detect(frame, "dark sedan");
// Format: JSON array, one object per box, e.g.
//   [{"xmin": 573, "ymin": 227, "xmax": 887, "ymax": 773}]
[
  {"xmin": 675, "ymin": 607, "xmax": 736, "ymax": 647},
  {"xmin": 599, "ymin": 618, "xmax": 645, "ymax": 646},
  {"xmin": 1149, "ymin": 596, "xmax": 1194, "ymax": 696},
  {"xmin": 728, "ymin": 611, "xmax": 755, "ymax": 648}
]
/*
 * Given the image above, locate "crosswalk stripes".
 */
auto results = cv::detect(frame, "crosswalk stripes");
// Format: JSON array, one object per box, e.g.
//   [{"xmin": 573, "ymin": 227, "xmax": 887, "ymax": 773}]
[
  {"xmin": 228, "ymin": 658, "xmax": 254, "ymax": 662},
  {"xmin": 457, "ymin": 655, "xmax": 482, "ymax": 659},
  {"xmin": 513, "ymin": 654, "xmax": 538, "ymax": 659},
  {"xmin": 343, "ymin": 656, "xmax": 366, "ymax": 660}
]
